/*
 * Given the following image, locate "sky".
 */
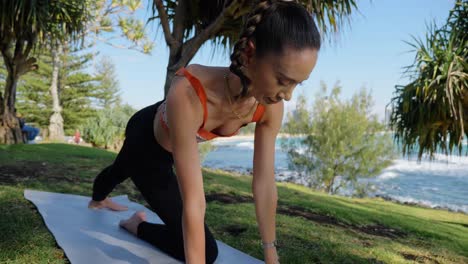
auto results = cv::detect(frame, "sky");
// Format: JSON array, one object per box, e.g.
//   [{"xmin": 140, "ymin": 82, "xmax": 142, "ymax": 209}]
[{"xmin": 92, "ymin": 0, "xmax": 455, "ymax": 121}]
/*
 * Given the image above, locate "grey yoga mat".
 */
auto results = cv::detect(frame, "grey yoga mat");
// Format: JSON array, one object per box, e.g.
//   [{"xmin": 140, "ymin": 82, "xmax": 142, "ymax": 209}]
[{"xmin": 24, "ymin": 189, "xmax": 263, "ymax": 264}]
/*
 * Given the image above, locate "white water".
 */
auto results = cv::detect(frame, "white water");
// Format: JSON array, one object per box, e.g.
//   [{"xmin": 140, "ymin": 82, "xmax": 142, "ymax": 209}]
[{"xmin": 203, "ymin": 137, "xmax": 468, "ymax": 214}]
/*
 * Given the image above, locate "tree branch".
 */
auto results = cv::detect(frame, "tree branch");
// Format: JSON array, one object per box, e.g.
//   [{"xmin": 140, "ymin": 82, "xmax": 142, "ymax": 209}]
[
  {"xmin": 13, "ymin": 37, "xmax": 25, "ymax": 63},
  {"xmin": 0, "ymin": 45, "xmax": 14, "ymax": 73},
  {"xmin": 179, "ymin": 0, "xmax": 243, "ymax": 69},
  {"xmin": 17, "ymin": 57, "xmax": 37, "ymax": 76},
  {"xmin": 153, "ymin": 0, "xmax": 177, "ymax": 47},
  {"xmin": 103, "ymin": 1, "xmax": 121, "ymax": 17},
  {"xmin": 94, "ymin": 36, "xmax": 142, "ymax": 52},
  {"xmin": 172, "ymin": 0, "xmax": 186, "ymax": 43},
  {"xmin": 22, "ymin": 38, "xmax": 34, "ymax": 61}
]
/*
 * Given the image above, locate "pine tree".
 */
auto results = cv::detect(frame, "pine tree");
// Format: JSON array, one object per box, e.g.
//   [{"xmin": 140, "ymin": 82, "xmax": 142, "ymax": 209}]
[
  {"xmin": 59, "ymin": 47, "xmax": 98, "ymax": 135},
  {"xmin": 93, "ymin": 56, "xmax": 121, "ymax": 108},
  {"xmin": 14, "ymin": 45, "xmax": 122, "ymax": 136},
  {"xmin": 15, "ymin": 53, "xmax": 53, "ymax": 127}
]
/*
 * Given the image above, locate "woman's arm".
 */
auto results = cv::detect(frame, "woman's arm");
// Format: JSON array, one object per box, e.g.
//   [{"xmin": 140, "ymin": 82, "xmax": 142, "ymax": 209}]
[
  {"xmin": 166, "ymin": 74, "xmax": 207, "ymax": 264},
  {"xmin": 252, "ymin": 101, "xmax": 284, "ymax": 263}
]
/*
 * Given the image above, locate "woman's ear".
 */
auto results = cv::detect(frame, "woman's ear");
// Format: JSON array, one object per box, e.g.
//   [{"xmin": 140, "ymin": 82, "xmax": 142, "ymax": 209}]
[{"xmin": 242, "ymin": 40, "xmax": 256, "ymax": 66}]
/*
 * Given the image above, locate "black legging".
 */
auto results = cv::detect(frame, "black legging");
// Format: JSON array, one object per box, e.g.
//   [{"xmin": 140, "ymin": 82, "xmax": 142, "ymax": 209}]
[{"xmin": 91, "ymin": 100, "xmax": 219, "ymax": 263}]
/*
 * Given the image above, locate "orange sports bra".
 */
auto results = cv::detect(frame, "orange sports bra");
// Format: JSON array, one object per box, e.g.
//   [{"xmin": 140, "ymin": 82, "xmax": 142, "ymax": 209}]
[{"xmin": 159, "ymin": 67, "xmax": 265, "ymax": 143}]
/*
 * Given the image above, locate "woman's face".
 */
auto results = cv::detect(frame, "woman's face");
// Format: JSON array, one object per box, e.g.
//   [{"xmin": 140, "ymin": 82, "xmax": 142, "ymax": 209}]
[{"xmin": 246, "ymin": 46, "xmax": 318, "ymax": 105}]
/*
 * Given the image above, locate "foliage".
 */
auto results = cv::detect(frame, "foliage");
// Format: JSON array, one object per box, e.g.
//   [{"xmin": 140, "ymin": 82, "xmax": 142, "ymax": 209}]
[
  {"xmin": 390, "ymin": 1, "xmax": 468, "ymax": 160},
  {"xmin": 282, "ymin": 84, "xmax": 395, "ymax": 195},
  {"xmin": 59, "ymin": 49, "xmax": 99, "ymax": 135},
  {"xmin": 198, "ymin": 141, "xmax": 216, "ymax": 162},
  {"xmin": 93, "ymin": 56, "xmax": 121, "ymax": 108},
  {"xmin": 283, "ymin": 94, "xmax": 312, "ymax": 134},
  {"xmin": 81, "ymin": 104, "xmax": 136, "ymax": 149},
  {"xmin": 7, "ymin": 45, "xmax": 122, "ymax": 135},
  {"xmin": 86, "ymin": 0, "xmax": 153, "ymax": 54},
  {"xmin": 148, "ymin": 0, "xmax": 360, "ymax": 96},
  {"xmin": 0, "ymin": 0, "xmax": 89, "ymax": 144},
  {"xmin": 150, "ymin": 0, "xmax": 358, "ymax": 50},
  {"xmin": 15, "ymin": 53, "xmax": 53, "ymax": 127},
  {"xmin": 0, "ymin": 0, "xmax": 88, "ymax": 45}
]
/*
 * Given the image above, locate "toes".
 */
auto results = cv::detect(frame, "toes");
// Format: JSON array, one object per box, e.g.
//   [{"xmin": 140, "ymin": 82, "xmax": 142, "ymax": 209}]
[
  {"xmin": 136, "ymin": 211, "xmax": 147, "ymax": 221},
  {"xmin": 115, "ymin": 205, "xmax": 128, "ymax": 211}
]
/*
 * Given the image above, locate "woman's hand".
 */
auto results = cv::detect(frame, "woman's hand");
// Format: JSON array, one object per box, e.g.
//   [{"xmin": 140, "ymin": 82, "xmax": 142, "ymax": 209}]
[
  {"xmin": 88, "ymin": 197, "xmax": 128, "ymax": 211},
  {"xmin": 264, "ymin": 247, "xmax": 280, "ymax": 264}
]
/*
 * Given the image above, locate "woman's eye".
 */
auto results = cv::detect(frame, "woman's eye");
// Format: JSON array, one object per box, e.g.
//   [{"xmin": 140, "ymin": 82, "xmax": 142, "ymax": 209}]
[{"xmin": 277, "ymin": 79, "xmax": 288, "ymax": 86}]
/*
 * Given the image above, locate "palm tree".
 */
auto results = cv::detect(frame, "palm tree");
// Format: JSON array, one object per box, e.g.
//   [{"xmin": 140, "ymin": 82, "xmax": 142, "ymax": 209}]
[
  {"xmin": 149, "ymin": 0, "xmax": 359, "ymax": 96},
  {"xmin": 390, "ymin": 1, "xmax": 467, "ymax": 160},
  {"xmin": 0, "ymin": 0, "xmax": 88, "ymax": 144}
]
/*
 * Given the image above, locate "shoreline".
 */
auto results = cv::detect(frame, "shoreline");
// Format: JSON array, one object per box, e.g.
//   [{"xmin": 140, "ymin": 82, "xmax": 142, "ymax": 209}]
[
  {"xmin": 203, "ymin": 166, "xmax": 468, "ymax": 215},
  {"xmin": 373, "ymin": 194, "xmax": 467, "ymax": 215},
  {"xmin": 212, "ymin": 133, "xmax": 300, "ymax": 142}
]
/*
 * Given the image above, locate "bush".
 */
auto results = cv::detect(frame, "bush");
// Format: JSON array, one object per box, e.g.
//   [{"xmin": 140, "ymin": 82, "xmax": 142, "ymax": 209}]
[
  {"xmin": 198, "ymin": 141, "xmax": 216, "ymax": 162},
  {"xmin": 282, "ymin": 83, "xmax": 395, "ymax": 195},
  {"xmin": 81, "ymin": 104, "xmax": 136, "ymax": 150}
]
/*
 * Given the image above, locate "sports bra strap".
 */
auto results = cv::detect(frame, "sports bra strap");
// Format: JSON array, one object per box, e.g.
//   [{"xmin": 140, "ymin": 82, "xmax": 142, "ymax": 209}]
[
  {"xmin": 251, "ymin": 104, "xmax": 265, "ymax": 122},
  {"xmin": 175, "ymin": 67, "xmax": 266, "ymax": 127},
  {"xmin": 175, "ymin": 67, "xmax": 208, "ymax": 128}
]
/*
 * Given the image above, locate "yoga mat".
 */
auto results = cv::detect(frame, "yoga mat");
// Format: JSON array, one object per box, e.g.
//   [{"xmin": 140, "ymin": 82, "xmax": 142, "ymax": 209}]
[{"xmin": 24, "ymin": 189, "xmax": 263, "ymax": 264}]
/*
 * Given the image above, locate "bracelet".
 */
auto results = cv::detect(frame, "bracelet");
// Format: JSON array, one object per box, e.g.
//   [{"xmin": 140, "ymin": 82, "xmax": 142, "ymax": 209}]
[{"xmin": 261, "ymin": 240, "xmax": 277, "ymax": 249}]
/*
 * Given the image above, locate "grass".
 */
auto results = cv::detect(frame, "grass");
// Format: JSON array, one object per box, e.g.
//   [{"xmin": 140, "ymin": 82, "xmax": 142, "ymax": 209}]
[{"xmin": 0, "ymin": 143, "xmax": 467, "ymax": 264}]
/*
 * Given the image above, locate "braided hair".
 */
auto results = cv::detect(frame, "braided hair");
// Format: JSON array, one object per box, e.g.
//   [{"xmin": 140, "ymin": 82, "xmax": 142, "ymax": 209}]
[{"xmin": 229, "ymin": 0, "xmax": 321, "ymax": 99}]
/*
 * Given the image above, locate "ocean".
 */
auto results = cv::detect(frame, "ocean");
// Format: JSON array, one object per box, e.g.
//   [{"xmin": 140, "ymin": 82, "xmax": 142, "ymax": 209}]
[{"xmin": 202, "ymin": 136, "xmax": 468, "ymax": 214}]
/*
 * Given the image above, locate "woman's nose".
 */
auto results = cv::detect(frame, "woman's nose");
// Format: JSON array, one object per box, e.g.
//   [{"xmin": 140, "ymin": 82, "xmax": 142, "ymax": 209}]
[{"xmin": 278, "ymin": 91, "xmax": 292, "ymax": 101}]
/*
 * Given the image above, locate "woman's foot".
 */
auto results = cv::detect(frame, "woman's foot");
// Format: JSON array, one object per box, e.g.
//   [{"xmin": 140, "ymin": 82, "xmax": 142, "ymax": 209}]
[
  {"xmin": 119, "ymin": 211, "xmax": 147, "ymax": 236},
  {"xmin": 88, "ymin": 198, "xmax": 128, "ymax": 211}
]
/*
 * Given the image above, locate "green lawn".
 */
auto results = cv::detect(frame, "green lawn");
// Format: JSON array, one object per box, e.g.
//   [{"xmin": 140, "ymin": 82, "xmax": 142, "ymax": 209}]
[{"xmin": 1, "ymin": 143, "xmax": 467, "ymax": 264}]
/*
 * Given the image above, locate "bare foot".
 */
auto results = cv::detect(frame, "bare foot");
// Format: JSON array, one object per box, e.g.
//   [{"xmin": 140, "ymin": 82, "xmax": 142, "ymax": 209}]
[
  {"xmin": 119, "ymin": 211, "xmax": 147, "ymax": 236},
  {"xmin": 88, "ymin": 198, "xmax": 128, "ymax": 211}
]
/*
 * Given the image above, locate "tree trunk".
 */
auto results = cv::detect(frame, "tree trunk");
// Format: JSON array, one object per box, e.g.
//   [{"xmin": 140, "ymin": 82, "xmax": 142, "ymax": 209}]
[
  {"xmin": 163, "ymin": 36, "xmax": 210, "ymax": 96},
  {"xmin": 164, "ymin": 64, "xmax": 178, "ymax": 97},
  {"xmin": 48, "ymin": 42, "xmax": 65, "ymax": 141},
  {"xmin": 327, "ymin": 175, "xmax": 337, "ymax": 194},
  {"xmin": 0, "ymin": 36, "xmax": 37, "ymax": 144},
  {"xmin": 163, "ymin": 44, "xmax": 191, "ymax": 97},
  {"xmin": 160, "ymin": 0, "xmax": 232, "ymax": 97},
  {"xmin": 0, "ymin": 71, "xmax": 23, "ymax": 144}
]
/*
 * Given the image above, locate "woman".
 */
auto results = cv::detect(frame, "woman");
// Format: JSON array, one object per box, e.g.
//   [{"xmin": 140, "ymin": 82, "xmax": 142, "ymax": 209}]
[{"xmin": 88, "ymin": 1, "xmax": 320, "ymax": 263}]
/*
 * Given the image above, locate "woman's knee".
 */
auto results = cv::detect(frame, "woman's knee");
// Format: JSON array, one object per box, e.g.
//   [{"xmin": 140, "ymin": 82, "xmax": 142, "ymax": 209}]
[{"xmin": 172, "ymin": 225, "xmax": 218, "ymax": 263}]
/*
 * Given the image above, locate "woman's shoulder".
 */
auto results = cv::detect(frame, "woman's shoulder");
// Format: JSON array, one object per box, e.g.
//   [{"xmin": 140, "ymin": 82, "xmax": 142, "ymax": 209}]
[
  {"xmin": 183, "ymin": 64, "xmax": 218, "ymax": 84},
  {"xmin": 166, "ymin": 67, "xmax": 205, "ymax": 127},
  {"xmin": 183, "ymin": 64, "xmax": 224, "ymax": 100}
]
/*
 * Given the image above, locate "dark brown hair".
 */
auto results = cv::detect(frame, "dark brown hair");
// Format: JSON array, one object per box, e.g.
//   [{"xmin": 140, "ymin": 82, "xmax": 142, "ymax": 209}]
[{"xmin": 229, "ymin": 0, "xmax": 321, "ymax": 98}]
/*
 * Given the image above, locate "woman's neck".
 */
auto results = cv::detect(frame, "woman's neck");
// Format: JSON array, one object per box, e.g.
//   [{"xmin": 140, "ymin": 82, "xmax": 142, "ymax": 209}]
[{"xmin": 224, "ymin": 67, "xmax": 254, "ymax": 104}]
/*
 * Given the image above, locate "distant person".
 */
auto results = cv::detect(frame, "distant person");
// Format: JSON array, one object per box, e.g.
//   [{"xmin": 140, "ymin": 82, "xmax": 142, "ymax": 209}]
[
  {"xmin": 74, "ymin": 129, "xmax": 81, "ymax": 144},
  {"xmin": 16, "ymin": 109, "xmax": 40, "ymax": 143},
  {"xmin": 88, "ymin": 1, "xmax": 321, "ymax": 264}
]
